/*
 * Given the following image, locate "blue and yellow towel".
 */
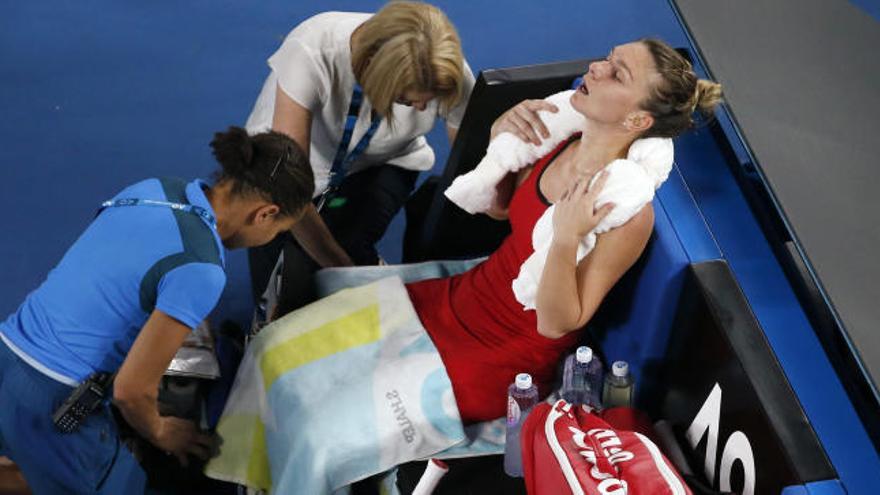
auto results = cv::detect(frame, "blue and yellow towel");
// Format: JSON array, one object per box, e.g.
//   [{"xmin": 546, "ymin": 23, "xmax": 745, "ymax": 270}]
[{"xmin": 205, "ymin": 276, "xmax": 467, "ymax": 494}]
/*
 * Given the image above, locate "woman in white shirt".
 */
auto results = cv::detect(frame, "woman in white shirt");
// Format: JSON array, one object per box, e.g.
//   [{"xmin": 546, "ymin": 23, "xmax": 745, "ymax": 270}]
[{"xmin": 246, "ymin": 1, "xmax": 475, "ymax": 311}]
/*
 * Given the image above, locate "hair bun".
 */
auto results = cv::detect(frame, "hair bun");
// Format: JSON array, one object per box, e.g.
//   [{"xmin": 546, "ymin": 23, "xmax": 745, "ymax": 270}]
[
  {"xmin": 226, "ymin": 126, "xmax": 255, "ymax": 168},
  {"xmin": 695, "ymin": 79, "xmax": 723, "ymax": 115},
  {"xmin": 211, "ymin": 126, "xmax": 255, "ymax": 177}
]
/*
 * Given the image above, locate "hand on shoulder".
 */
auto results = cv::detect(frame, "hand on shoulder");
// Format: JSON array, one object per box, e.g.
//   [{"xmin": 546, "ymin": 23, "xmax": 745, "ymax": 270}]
[{"xmin": 490, "ymin": 99, "xmax": 559, "ymax": 145}]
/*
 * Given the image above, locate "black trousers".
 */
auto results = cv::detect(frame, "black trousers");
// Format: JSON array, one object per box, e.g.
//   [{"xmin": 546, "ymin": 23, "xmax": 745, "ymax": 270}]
[{"xmin": 248, "ymin": 164, "xmax": 419, "ymax": 315}]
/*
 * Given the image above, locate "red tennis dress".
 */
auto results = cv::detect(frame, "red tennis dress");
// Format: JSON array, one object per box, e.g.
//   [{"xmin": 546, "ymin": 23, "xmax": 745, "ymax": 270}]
[{"xmin": 406, "ymin": 138, "xmax": 580, "ymax": 423}]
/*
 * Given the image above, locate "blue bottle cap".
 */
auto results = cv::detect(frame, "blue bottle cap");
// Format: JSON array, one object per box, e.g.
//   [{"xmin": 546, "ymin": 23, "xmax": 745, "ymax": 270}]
[
  {"xmin": 576, "ymin": 346, "xmax": 593, "ymax": 363},
  {"xmin": 515, "ymin": 373, "xmax": 533, "ymax": 389},
  {"xmin": 611, "ymin": 361, "xmax": 629, "ymax": 377}
]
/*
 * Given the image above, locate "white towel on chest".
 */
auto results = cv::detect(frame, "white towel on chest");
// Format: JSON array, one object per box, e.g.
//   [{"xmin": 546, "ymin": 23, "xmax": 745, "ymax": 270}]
[
  {"xmin": 443, "ymin": 89, "xmax": 675, "ymax": 310},
  {"xmin": 445, "ymin": 90, "xmax": 588, "ymax": 214}
]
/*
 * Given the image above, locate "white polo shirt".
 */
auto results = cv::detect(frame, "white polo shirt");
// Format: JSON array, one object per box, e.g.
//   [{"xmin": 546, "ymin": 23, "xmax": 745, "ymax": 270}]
[{"xmin": 246, "ymin": 11, "xmax": 476, "ymax": 197}]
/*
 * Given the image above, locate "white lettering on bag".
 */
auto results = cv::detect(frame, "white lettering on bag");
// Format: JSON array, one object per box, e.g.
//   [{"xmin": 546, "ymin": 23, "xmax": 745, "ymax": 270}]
[
  {"xmin": 597, "ymin": 478, "xmax": 628, "ymax": 495},
  {"xmin": 567, "ymin": 425, "xmax": 635, "ymax": 485}
]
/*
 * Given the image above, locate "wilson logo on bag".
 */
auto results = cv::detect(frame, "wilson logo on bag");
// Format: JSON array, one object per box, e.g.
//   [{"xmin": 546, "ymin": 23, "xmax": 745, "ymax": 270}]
[{"xmin": 522, "ymin": 400, "xmax": 690, "ymax": 495}]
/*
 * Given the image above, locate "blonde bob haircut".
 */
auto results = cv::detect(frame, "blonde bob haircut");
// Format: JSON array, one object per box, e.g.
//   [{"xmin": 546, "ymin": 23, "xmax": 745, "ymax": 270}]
[{"xmin": 351, "ymin": 1, "xmax": 465, "ymax": 121}]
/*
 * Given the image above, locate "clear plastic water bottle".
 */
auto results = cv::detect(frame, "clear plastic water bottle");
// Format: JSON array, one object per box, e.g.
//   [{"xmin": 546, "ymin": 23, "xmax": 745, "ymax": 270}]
[
  {"xmin": 602, "ymin": 360, "xmax": 635, "ymax": 408},
  {"xmin": 561, "ymin": 346, "xmax": 604, "ymax": 409},
  {"xmin": 504, "ymin": 373, "xmax": 539, "ymax": 477}
]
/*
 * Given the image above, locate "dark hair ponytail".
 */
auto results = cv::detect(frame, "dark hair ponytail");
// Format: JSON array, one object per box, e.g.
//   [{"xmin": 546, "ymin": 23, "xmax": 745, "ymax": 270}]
[{"xmin": 210, "ymin": 127, "xmax": 314, "ymax": 216}]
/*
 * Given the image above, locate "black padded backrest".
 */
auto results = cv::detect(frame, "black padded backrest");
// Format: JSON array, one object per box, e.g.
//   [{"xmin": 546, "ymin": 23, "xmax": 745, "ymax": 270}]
[{"xmin": 404, "ymin": 58, "xmax": 592, "ymax": 262}]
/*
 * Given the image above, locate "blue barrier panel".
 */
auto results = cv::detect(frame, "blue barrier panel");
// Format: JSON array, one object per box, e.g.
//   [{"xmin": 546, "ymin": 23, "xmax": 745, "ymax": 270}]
[
  {"xmin": 673, "ymin": 113, "xmax": 880, "ymax": 492},
  {"xmin": 782, "ymin": 479, "xmax": 848, "ymax": 495},
  {"xmin": 594, "ymin": 176, "xmax": 694, "ymax": 392}
]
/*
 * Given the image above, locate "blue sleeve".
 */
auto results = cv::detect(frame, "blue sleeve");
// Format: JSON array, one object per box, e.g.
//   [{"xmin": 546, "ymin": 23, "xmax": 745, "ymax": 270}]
[{"xmin": 155, "ymin": 262, "xmax": 227, "ymax": 329}]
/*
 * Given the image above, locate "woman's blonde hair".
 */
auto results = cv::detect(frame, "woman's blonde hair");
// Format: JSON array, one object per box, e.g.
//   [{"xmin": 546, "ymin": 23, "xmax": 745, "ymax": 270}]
[
  {"xmin": 351, "ymin": 1, "xmax": 465, "ymax": 121},
  {"xmin": 639, "ymin": 38, "xmax": 723, "ymax": 138}
]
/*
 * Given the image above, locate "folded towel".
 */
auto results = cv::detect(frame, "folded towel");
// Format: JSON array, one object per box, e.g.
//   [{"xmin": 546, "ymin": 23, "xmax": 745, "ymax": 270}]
[{"xmin": 442, "ymin": 90, "xmax": 674, "ymax": 310}]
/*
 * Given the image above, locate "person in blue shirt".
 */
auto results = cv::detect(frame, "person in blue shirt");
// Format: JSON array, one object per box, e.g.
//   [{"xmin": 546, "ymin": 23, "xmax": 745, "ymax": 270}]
[{"xmin": 0, "ymin": 126, "xmax": 314, "ymax": 494}]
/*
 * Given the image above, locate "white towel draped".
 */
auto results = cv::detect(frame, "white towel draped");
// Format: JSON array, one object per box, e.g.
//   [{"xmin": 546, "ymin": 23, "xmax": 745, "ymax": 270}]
[{"xmin": 443, "ymin": 90, "xmax": 674, "ymax": 310}]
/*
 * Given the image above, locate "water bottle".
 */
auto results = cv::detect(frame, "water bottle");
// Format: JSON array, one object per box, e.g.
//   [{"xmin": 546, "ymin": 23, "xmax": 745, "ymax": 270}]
[
  {"xmin": 561, "ymin": 346, "xmax": 604, "ymax": 409},
  {"xmin": 602, "ymin": 360, "xmax": 635, "ymax": 408},
  {"xmin": 504, "ymin": 373, "xmax": 539, "ymax": 477}
]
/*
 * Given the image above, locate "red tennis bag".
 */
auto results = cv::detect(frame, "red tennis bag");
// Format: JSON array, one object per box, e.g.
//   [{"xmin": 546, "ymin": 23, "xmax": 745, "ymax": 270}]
[{"xmin": 521, "ymin": 400, "xmax": 691, "ymax": 495}]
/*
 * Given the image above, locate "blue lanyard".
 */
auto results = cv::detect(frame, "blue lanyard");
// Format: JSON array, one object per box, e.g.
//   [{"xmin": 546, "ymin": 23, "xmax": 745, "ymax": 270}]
[
  {"xmin": 99, "ymin": 198, "xmax": 217, "ymax": 230},
  {"xmin": 326, "ymin": 83, "xmax": 382, "ymax": 193}
]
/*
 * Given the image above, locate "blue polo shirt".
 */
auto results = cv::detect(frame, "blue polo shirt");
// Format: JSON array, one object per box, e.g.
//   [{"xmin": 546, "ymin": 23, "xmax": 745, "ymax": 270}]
[{"xmin": 0, "ymin": 178, "xmax": 226, "ymax": 384}]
